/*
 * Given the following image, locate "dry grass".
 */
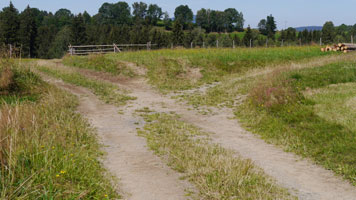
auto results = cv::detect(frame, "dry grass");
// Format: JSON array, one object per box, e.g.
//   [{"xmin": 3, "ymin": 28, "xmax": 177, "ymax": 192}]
[
  {"xmin": 0, "ymin": 66, "xmax": 13, "ymax": 92},
  {"xmin": 139, "ymin": 113, "xmax": 294, "ymax": 200}
]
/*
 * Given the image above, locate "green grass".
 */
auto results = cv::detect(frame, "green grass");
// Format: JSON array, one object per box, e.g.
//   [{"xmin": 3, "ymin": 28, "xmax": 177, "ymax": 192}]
[
  {"xmin": 0, "ymin": 62, "xmax": 119, "ymax": 199},
  {"xmin": 62, "ymin": 54, "xmax": 135, "ymax": 77},
  {"xmin": 37, "ymin": 66, "xmax": 136, "ymax": 106},
  {"xmin": 138, "ymin": 113, "xmax": 294, "ymax": 200},
  {"xmin": 64, "ymin": 46, "xmax": 331, "ymax": 91},
  {"xmin": 0, "ymin": 60, "xmax": 43, "ymax": 104},
  {"xmin": 236, "ymin": 61, "xmax": 356, "ymax": 185},
  {"xmin": 305, "ymin": 83, "xmax": 356, "ymax": 133}
]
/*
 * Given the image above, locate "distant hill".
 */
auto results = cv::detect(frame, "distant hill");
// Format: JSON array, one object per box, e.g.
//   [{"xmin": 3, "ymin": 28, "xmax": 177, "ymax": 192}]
[{"xmin": 295, "ymin": 26, "xmax": 323, "ymax": 32}]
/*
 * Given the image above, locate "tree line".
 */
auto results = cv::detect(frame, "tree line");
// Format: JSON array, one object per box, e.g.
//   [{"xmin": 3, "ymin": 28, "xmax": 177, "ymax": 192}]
[{"xmin": 0, "ymin": 1, "xmax": 355, "ymax": 59}]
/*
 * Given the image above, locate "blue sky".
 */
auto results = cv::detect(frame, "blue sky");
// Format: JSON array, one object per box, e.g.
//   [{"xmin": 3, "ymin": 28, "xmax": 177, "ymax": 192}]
[{"xmin": 1, "ymin": 0, "xmax": 355, "ymax": 29}]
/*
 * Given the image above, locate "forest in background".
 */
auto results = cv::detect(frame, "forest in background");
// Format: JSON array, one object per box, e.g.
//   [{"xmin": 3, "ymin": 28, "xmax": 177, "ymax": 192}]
[{"xmin": 1, "ymin": 1, "xmax": 356, "ymax": 58}]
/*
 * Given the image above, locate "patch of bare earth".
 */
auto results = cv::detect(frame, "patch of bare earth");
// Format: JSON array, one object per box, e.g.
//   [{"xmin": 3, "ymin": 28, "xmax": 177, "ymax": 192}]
[{"xmin": 40, "ymin": 59, "xmax": 356, "ymax": 200}]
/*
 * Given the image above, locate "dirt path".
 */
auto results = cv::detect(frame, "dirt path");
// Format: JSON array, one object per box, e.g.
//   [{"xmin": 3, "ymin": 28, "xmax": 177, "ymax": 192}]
[
  {"xmin": 38, "ymin": 74, "xmax": 194, "ymax": 200},
  {"xmin": 38, "ymin": 60, "xmax": 356, "ymax": 200},
  {"xmin": 117, "ymin": 79, "xmax": 356, "ymax": 200}
]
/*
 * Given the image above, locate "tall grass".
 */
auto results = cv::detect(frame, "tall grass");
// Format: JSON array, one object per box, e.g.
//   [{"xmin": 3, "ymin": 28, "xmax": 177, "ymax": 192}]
[
  {"xmin": 236, "ymin": 61, "xmax": 356, "ymax": 185},
  {"xmin": 139, "ymin": 113, "xmax": 293, "ymax": 199},
  {"xmin": 0, "ymin": 61, "xmax": 119, "ymax": 199}
]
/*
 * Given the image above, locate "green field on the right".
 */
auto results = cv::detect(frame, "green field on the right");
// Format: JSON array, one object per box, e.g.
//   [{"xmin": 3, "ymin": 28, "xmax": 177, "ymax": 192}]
[{"xmin": 236, "ymin": 60, "xmax": 356, "ymax": 185}]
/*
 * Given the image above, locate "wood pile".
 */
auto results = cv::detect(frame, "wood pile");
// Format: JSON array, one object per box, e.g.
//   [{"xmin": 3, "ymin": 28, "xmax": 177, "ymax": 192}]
[{"xmin": 321, "ymin": 43, "xmax": 356, "ymax": 53}]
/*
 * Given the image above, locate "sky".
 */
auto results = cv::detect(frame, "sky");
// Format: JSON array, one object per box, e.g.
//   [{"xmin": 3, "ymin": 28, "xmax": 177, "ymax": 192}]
[{"xmin": 1, "ymin": 0, "xmax": 355, "ymax": 29}]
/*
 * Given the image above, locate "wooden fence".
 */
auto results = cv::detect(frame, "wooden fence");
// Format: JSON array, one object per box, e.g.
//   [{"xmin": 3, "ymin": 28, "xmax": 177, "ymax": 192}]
[{"xmin": 68, "ymin": 42, "xmax": 154, "ymax": 55}]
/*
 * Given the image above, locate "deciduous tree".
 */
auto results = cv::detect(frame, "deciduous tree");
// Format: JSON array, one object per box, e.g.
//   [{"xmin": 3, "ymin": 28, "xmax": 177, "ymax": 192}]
[
  {"xmin": 146, "ymin": 4, "xmax": 162, "ymax": 25},
  {"xmin": 174, "ymin": 5, "xmax": 193, "ymax": 24}
]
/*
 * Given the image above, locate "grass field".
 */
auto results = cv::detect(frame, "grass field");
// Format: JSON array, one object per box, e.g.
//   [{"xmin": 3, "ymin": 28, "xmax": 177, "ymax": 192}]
[
  {"xmin": 63, "ymin": 46, "xmax": 331, "ymax": 91},
  {"xmin": 236, "ymin": 60, "xmax": 356, "ymax": 185},
  {"xmin": 60, "ymin": 47, "xmax": 356, "ymax": 185},
  {"xmin": 0, "ymin": 59, "xmax": 118, "ymax": 199},
  {"xmin": 139, "ymin": 112, "xmax": 293, "ymax": 199},
  {"xmin": 58, "ymin": 46, "xmax": 356, "ymax": 194}
]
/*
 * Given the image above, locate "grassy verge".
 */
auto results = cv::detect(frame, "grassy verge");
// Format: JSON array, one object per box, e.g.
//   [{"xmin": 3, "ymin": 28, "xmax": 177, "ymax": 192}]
[
  {"xmin": 62, "ymin": 54, "xmax": 135, "ymax": 77},
  {"xmin": 64, "ymin": 46, "xmax": 331, "ymax": 91},
  {"xmin": 138, "ymin": 112, "xmax": 294, "ymax": 199},
  {"xmin": 37, "ymin": 65, "xmax": 136, "ymax": 106},
  {"xmin": 0, "ymin": 60, "xmax": 119, "ymax": 199},
  {"xmin": 236, "ymin": 61, "xmax": 356, "ymax": 185}
]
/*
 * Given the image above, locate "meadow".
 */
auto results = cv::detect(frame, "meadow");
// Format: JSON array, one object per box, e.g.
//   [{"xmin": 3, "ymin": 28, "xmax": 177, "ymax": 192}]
[
  {"xmin": 4, "ymin": 45, "xmax": 353, "ymax": 199},
  {"xmin": 236, "ymin": 61, "xmax": 356, "ymax": 185},
  {"xmin": 64, "ymin": 46, "xmax": 330, "ymax": 91},
  {"xmin": 61, "ymin": 46, "xmax": 356, "ymax": 185},
  {"xmin": 0, "ymin": 59, "xmax": 118, "ymax": 199}
]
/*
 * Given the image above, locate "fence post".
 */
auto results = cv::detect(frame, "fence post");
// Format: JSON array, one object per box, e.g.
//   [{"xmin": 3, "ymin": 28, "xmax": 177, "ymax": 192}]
[
  {"xmin": 216, "ymin": 40, "xmax": 219, "ymax": 48},
  {"xmin": 266, "ymin": 39, "xmax": 268, "ymax": 47},
  {"xmin": 320, "ymin": 38, "xmax": 322, "ymax": 46},
  {"xmin": 191, "ymin": 42, "xmax": 193, "ymax": 49},
  {"xmin": 113, "ymin": 43, "xmax": 116, "ymax": 53},
  {"xmin": 20, "ymin": 44, "xmax": 22, "ymax": 61},
  {"xmin": 203, "ymin": 42, "xmax": 205, "ymax": 48},
  {"xmin": 9, "ymin": 44, "xmax": 12, "ymax": 58},
  {"xmin": 147, "ymin": 42, "xmax": 151, "ymax": 50},
  {"xmin": 233, "ymin": 40, "xmax": 235, "ymax": 49},
  {"xmin": 171, "ymin": 43, "xmax": 173, "ymax": 49},
  {"xmin": 299, "ymin": 39, "xmax": 302, "ymax": 46},
  {"xmin": 249, "ymin": 39, "xmax": 252, "ymax": 48},
  {"xmin": 281, "ymin": 39, "xmax": 284, "ymax": 47},
  {"xmin": 69, "ymin": 45, "xmax": 72, "ymax": 56}
]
